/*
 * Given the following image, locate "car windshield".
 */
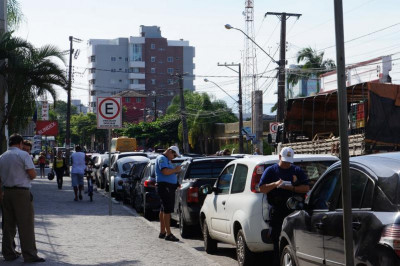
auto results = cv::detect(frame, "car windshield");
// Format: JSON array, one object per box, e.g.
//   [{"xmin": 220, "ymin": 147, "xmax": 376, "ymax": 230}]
[
  {"xmin": 122, "ymin": 162, "xmax": 134, "ymax": 173},
  {"xmin": 186, "ymin": 160, "xmax": 233, "ymax": 179}
]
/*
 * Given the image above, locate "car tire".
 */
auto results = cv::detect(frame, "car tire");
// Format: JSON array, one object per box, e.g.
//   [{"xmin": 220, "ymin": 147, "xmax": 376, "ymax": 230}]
[
  {"xmin": 143, "ymin": 196, "xmax": 154, "ymax": 220},
  {"xmin": 203, "ymin": 220, "xmax": 217, "ymax": 254},
  {"xmin": 281, "ymin": 244, "xmax": 297, "ymax": 266},
  {"xmin": 179, "ymin": 209, "xmax": 192, "ymax": 238},
  {"xmin": 236, "ymin": 229, "xmax": 253, "ymax": 266}
]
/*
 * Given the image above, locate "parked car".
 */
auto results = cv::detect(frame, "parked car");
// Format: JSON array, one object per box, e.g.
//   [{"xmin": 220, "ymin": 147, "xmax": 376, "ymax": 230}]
[
  {"xmin": 121, "ymin": 159, "xmax": 151, "ymax": 204},
  {"xmin": 199, "ymin": 154, "xmax": 339, "ymax": 266},
  {"xmin": 171, "ymin": 157, "xmax": 236, "ymax": 238},
  {"xmin": 280, "ymin": 152, "xmax": 400, "ymax": 266},
  {"xmin": 109, "ymin": 156, "xmax": 149, "ymax": 200},
  {"xmin": 131, "ymin": 157, "xmax": 189, "ymax": 220},
  {"xmin": 93, "ymin": 154, "xmax": 109, "ymax": 189}
]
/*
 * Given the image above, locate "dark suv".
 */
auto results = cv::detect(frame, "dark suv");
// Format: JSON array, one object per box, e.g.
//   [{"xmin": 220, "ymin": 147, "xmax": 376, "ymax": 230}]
[
  {"xmin": 171, "ymin": 157, "xmax": 236, "ymax": 238},
  {"xmin": 280, "ymin": 152, "xmax": 400, "ymax": 266}
]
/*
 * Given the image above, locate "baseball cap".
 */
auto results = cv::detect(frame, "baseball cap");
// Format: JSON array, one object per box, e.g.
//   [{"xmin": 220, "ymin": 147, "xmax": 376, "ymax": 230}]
[
  {"xmin": 168, "ymin": 146, "xmax": 180, "ymax": 157},
  {"xmin": 280, "ymin": 147, "xmax": 294, "ymax": 163}
]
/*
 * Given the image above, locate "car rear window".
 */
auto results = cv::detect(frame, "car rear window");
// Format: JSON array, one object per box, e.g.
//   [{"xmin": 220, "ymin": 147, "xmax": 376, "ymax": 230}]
[
  {"xmin": 130, "ymin": 162, "xmax": 148, "ymax": 176},
  {"xmin": 186, "ymin": 160, "xmax": 233, "ymax": 179}
]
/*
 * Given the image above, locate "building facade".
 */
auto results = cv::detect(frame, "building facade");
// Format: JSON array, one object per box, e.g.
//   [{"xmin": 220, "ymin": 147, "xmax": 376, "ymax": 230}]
[
  {"xmin": 87, "ymin": 25, "xmax": 195, "ymax": 115},
  {"xmin": 114, "ymin": 90, "xmax": 147, "ymax": 124}
]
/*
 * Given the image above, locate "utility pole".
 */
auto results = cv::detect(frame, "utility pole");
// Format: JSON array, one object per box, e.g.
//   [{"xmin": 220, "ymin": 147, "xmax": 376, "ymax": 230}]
[
  {"xmin": 177, "ymin": 74, "xmax": 189, "ymax": 154},
  {"xmin": 265, "ymin": 12, "xmax": 301, "ymax": 124},
  {"xmin": 217, "ymin": 63, "xmax": 244, "ymax": 154},
  {"xmin": 0, "ymin": 0, "xmax": 7, "ymax": 153},
  {"xmin": 333, "ymin": 1, "xmax": 353, "ymax": 265},
  {"xmin": 154, "ymin": 93, "xmax": 157, "ymax": 121}
]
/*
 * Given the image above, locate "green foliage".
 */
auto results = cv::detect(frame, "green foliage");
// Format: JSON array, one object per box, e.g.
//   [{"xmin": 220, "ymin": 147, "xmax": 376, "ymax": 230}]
[
  {"xmin": 7, "ymin": 0, "xmax": 24, "ymax": 31},
  {"xmin": 49, "ymin": 101, "xmax": 78, "ymax": 145},
  {"xmin": 70, "ymin": 113, "xmax": 107, "ymax": 148}
]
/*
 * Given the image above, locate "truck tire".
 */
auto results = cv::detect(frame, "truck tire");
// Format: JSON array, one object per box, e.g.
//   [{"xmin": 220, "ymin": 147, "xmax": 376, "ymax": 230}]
[
  {"xmin": 203, "ymin": 220, "xmax": 217, "ymax": 254},
  {"xmin": 236, "ymin": 229, "xmax": 253, "ymax": 266}
]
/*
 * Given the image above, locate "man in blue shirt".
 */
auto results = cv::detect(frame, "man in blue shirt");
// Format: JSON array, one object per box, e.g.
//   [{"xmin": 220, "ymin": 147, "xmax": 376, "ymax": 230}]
[
  {"xmin": 155, "ymin": 146, "xmax": 181, "ymax": 242},
  {"xmin": 258, "ymin": 147, "xmax": 310, "ymax": 266}
]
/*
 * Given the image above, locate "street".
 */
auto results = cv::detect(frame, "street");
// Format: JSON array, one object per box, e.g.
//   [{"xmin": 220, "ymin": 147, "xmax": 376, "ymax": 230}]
[{"xmin": 1, "ymin": 170, "xmax": 271, "ymax": 265}]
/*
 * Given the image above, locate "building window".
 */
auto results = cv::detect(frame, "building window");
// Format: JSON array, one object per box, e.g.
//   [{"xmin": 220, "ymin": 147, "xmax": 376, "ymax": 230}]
[
  {"xmin": 90, "ymin": 68, "xmax": 96, "ymax": 73},
  {"xmin": 151, "ymin": 56, "xmax": 156, "ymax": 62},
  {"xmin": 90, "ymin": 56, "xmax": 95, "ymax": 62},
  {"xmin": 111, "ymin": 57, "xmax": 116, "ymax": 61},
  {"xmin": 151, "ymin": 79, "xmax": 156, "ymax": 85},
  {"xmin": 125, "ymin": 97, "xmax": 131, "ymax": 103},
  {"xmin": 130, "ymin": 79, "xmax": 139, "ymax": 84},
  {"xmin": 167, "ymin": 57, "xmax": 173, "ymax": 63},
  {"xmin": 125, "ymin": 57, "xmax": 128, "ymax": 62},
  {"xmin": 89, "ymin": 79, "xmax": 95, "ymax": 85},
  {"xmin": 151, "ymin": 43, "xmax": 155, "ymax": 49},
  {"xmin": 167, "ymin": 79, "xmax": 173, "ymax": 85},
  {"xmin": 119, "ymin": 57, "xmax": 122, "ymax": 60},
  {"xmin": 136, "ymin": 98, "xmax": 142, "ymax": 103},
  {"xmin": 132, "ymin": 44, "xmax": 143, "ymax": 61},
  {"xmin": 119, "ymin": 79, "xmax": 122, "ymax": 83},
  {"xmin": 111, "ymin": 68, "xmax": 116, "ymax": 72},
  {"xmin": 167, "ymin": 68, "xmax": 174, "ymax": 74},
  {"xmin": 151, "ymin": 68, "xmax": 156, "ymax": 73},
  {"xmin": 176, "ymin": 57, "xmax": 180, "ymax": 60},
  {"xmin": 175, "ymin": 68, "xmax": 180, "ymax": 73},
  {"xmin": 125, "ymin": 69, "xmax": 129, "ymax": 73}
]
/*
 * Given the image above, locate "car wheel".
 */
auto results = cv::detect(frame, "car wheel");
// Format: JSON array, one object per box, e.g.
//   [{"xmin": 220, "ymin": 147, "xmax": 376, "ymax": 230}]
[
  {"xmin": 143, "ymin": 196, "xmax": 154, "ymax": 220},
  {"xmin": 100, "ymin": 176, "xmax": 105, "ymax": 189},
  {"xmin": 134, "ymin": 193, "xmax": 143, "ymax": 212},
  {"xmin": 179, "ymin": 209, "xmax": 191, "ymax": 238},
  {"xmin": 281, "ymin": 244, "xmax": 297, "ymax": 266},
  {"xmin": 203, "ymin": 220, "xmax": 217, "ymax": 254},
  {"xmin": 236, "ymin": 229, "xmax": 253, "ymax": 266}
]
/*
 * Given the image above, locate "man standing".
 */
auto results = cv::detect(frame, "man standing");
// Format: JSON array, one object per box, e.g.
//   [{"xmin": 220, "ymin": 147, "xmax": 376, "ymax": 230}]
[
  {"xmin": 70, "ymin": 146, "xmax": 86, "ymax": 201},
  {"xmin": 257, "ymin": 147, "xmax": 309, "ymax": 265},
  {"xmin": 155, "ymin": 146, "xmax": 181, "ymax": 242},
  {"xmin": 0, "ymin": 133, "xmax": 45, "ymax": 262}
]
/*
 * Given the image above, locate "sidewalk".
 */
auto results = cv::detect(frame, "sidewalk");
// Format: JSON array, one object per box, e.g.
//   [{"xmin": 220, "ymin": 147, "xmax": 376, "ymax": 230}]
[{"xmin": 1, "ymin": 176, "xmax": 219, "ymax": 265}]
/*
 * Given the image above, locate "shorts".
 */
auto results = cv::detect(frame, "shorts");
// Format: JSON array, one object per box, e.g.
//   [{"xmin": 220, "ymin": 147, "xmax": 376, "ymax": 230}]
[
  {"xmin": 71, "ymin": 173, "xmax": 84, "ymax": 187},
  {"xmin": 156, "ymin": 182, "xmax": 177, "ymax": 214}
]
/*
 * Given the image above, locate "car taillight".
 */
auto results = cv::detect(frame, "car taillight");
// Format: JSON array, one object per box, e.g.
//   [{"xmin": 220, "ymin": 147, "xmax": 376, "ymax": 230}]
[
  {"xmin": 187, "ymin": 187, "xmax": 199, "ymax": 203},
  {"xmin": 380, "ymin": 224, "xmax": 400, "ymax": 257},
  {"xmin": 251, "ymin": 165, "xmax": 264, "ymax": 193},
  {"xmin": 144, "ymin": 180, "xmax": 156, "ymax": 188}
]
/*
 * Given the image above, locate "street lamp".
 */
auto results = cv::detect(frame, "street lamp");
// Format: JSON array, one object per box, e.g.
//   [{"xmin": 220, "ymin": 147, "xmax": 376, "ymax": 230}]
[{"xmin": 204, "ymin": 78, "xmax": 244, "ymax": 153}]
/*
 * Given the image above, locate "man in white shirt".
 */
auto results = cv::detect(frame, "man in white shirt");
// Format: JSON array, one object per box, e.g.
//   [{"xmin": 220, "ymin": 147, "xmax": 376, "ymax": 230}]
[
  {"xmin": 70, "ymin": 146, "xmax": 86, "ymax": 201},
  {"xmin": 0, "ymin": 133, "xmax": 45, "ymax": 262}
]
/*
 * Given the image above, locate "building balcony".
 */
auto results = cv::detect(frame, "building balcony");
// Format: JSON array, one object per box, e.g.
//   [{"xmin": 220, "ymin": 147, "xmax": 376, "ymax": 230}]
[
  {"xmin": 129, "ymin": 73, "xmax": 145, "ymax": 79},
  {"xmin": 88, "ymin": 72, "xmax": 96, "ymax": 80},
  {"xmin": 129, "ymin": 84, "xmax": 145, "ymax": 90},
  {"xmin": 88, "ymin": 61, "xmax": 96, "ymax": 68},
  {"xmin": 129, "ymin": 61, "xmax": 145, "ymax": 68}
]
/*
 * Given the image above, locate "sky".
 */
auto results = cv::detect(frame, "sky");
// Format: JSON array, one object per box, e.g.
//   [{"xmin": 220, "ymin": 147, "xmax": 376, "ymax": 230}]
[{"xmin": 14, "ymin": 0, "xmax": 400, "ymax": 115}]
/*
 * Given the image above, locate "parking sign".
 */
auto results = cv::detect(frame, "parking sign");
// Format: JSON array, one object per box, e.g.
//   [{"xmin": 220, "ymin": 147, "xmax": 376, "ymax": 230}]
[{"xmin": 97, "ymin": 97, "xmax": 122, "ymax": 129}]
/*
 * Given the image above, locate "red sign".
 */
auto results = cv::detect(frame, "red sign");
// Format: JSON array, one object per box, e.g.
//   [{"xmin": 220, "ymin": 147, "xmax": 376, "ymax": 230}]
[{"xmin": 36, "ymin": 121, "xmax": 59, "ymax": 136}]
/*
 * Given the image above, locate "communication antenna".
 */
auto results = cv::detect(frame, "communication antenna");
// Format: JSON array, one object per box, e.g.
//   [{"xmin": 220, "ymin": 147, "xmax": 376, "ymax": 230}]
[{"xmin": 74, "ymin": 49, "xmax": 80, "ymax": 59}]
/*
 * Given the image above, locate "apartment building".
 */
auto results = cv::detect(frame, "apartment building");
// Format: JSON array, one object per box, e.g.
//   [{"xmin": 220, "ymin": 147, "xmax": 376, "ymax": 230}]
[{"xmin": 87, "ymin": 25, "xmax": 195, "ymax": 116}]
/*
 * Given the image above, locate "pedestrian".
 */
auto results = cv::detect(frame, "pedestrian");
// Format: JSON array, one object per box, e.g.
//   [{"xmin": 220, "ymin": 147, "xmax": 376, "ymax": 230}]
[
  {"xmin": 38, "ymin": 152, "xmax": 46, "ymax": 178},
  {"xmin": 53, "ymin": 150, "xmax": 66, "ymax": 189},
  {"xmin": 70, "ymin": 145, "xmax": 86, "ymax": 201},
  {"xmin": 22, "ymin": 140, "xmax": 34, "ymax": 161},
  {"xmin": 257, "ymin": 147, "xmax": 310, "ymax": 266},
  {"xmin": 155, "ymin": 146, "xmax": 181, "ymax": 242},
  {"xmin": 253, "ymin": 147, "xmax": 260, "ymax": 155},
  {"xmin": 0, "ymin": 133, "xmax": 45, "ymax": 262},
  {"xmin": 222, "ymin": 148, "xmax": 231, "ymax": 155}
]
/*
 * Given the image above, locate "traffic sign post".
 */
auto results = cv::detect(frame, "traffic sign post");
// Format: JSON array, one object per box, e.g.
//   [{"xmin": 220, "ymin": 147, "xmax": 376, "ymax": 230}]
[{"xmin": 97, "ymin": 97, "xmax": 122, "ymax": 216}]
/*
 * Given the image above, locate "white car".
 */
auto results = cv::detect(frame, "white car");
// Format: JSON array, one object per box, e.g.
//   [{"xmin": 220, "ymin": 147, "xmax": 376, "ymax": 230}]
[
  {"xmin": 199, "ymin": 154, "xmax": 339, "ymax": 266},
  {"xmin": 109, "ymin": 156, "xmax": 149, "ymax": 200}
]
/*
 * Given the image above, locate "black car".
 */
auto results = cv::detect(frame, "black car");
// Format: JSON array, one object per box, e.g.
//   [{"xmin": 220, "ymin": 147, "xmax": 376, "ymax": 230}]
[
  {"xmin": 171, "ymin": 157, "xmax": 236, "ymax": 238},
  {"xmin": 130, "ymin": 157, "xmax": 188, "ymax": 220},
  {"xmin": 280, "ymin": 152, "xmax": 400, "ymax": 266}
]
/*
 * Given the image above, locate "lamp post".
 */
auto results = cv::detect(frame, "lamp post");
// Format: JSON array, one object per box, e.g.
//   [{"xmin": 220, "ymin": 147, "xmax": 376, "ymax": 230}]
[{"xmin": 204, "ymin": 78, "xmax": 244, "ymax": 154}]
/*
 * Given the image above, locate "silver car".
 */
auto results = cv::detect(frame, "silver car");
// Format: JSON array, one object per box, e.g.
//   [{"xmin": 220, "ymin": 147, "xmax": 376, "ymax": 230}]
[{"xmin": 109, "ymin": 156, "xmax": 150, "ymax": 200}]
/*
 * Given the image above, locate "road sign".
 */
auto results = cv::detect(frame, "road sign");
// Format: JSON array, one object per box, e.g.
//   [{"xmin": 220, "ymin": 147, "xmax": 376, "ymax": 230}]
[
  {"xmin": 97, "ymin": 97, "xmax": 122, "ymax": 129},
  {"xmin": 269, "ymin": 122, "xmax": 279, "ymax": 133}
]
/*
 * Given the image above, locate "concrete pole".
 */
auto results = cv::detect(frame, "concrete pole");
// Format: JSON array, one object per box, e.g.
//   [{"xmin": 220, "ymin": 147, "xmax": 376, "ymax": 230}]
[
  {"xmin": 252, "ymin": 90, "xmax": 263, "ymax": 154},
  {"xmin": 0, "ymin": 0, "xmax": 7, "ymax": 153},
  {"xmin": 178, "ymin": 75, "xmax": 189, "ymax": 154},
  {"xmin": 333, "ymin": 1, "xmax": 354, "ymax": 265},
  {"xmin": 65, "ymin": 36, "xmax": 73, "ymax": 171}
]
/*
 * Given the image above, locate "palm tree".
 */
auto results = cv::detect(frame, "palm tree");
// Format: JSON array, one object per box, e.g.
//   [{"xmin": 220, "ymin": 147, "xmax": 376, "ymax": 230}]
[{"xmin": 7, "ymin": 0, "xmax": 24, "ymax": 30}]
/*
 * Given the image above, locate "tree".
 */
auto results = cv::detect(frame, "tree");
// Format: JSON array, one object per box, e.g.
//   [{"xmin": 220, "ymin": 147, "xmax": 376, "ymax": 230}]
[
  {"xmin": 7, "ymin": 0, "xmax": 23, "ymax": 31},
  {"xmin": 49, "ymin": 100, "xmax": 78, "ymax": 145},
  {"xmin": 70, "ymin": 113, "xmax": 107, "ymax": 149}
]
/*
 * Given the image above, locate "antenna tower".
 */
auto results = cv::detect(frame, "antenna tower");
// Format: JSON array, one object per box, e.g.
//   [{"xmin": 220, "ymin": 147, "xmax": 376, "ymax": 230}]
[{"xmin": 243, "ymin": 0, "xmax": 259, "ymax": 115}]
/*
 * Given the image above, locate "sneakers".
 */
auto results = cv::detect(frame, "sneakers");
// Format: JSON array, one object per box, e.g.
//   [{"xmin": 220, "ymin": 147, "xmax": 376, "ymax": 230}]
[
  {"xmin": 165, "ymin": 234, "xmax": 179, "ymax": 242},
  {"xmin": 25, "ymin": 257, "xmax": 46, "ymax": 263},
  {"xmin": 158, "ymin": 232, "xmax": 166, "ymax": 239}
]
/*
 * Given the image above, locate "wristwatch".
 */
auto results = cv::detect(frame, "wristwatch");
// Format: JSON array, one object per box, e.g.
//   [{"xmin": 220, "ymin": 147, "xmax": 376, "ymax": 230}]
[{"xmin": 255, "ymin": 184, "xmax": 261, "ymax": 192}]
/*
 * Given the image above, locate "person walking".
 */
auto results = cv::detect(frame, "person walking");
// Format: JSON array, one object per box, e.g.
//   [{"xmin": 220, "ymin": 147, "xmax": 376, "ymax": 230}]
[
  {"xmin": 53, "ymin": 150, "xmax": 66, "ymax": 190},
  {"xmin": 257, "ymin": 147, "xmax": 310, "ymax": 266},
  {"xmin": 0, "ymin": 133, "xmax": 45, "ymax": 262},
  {"xmin": 38, "ymin": 152, "xmax": 46, "ymax": 179},
  {"xmin": 70, "ymin": 146, "xmax": 86, "ymax": 201},
  {"xmin": 155, "ymin": 146, "xmax": 181, "ymax": 242}
]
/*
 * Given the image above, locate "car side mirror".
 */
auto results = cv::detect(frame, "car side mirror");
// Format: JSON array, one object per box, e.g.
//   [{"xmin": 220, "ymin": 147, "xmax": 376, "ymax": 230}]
[
  {"xmin": 200, "ymin": 184, "xmax": 214, "ymax": 195},
  {"xmin": 286, "ymin": 196, "xmax": 305, "ymax": 210}
]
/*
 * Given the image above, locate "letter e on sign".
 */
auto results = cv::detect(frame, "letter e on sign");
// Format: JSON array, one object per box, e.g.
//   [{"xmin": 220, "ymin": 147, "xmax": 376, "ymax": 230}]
[{"xmin": 97, "ymin": 97, "xmax": 122, "ymax": 129}]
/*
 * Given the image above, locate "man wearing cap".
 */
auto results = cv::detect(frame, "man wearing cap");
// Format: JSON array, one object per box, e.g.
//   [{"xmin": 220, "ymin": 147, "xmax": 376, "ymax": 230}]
[
  {"xmin": 155, "ymin": 146, "xmax": 182, "ymax": 242},
  {"xmin": 257, "ymin": 147, "xmax": 309, "ymax": 265}
]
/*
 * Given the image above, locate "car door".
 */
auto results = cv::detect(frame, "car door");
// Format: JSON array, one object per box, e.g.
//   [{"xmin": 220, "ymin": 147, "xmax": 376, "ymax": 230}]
[
  {"xmin": 295, "ymin": 169, "xmax": 341, "ymax": 265},
  {"xmin": 323, "ymin": 168, "xmax": 375, "ymax": 266},
  {"xmin": 209, "ymin": 164, "xmax": 235, "ymax": 239}
]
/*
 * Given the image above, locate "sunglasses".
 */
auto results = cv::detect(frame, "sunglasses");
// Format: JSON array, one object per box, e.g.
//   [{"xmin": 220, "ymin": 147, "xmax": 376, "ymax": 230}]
[{"xmin": 171, "ymin": 150, "xmax": 177, "ymax": 158}]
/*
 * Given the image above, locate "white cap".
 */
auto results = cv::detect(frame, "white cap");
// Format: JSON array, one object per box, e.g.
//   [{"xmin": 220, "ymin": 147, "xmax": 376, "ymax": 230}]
[
  {"xmin": 280, "ymin": 147, "xmax": 294, "ymax": 163},
  {"xmin": 168, "ymin": 146, "xmax": 180, "ymax": 156}
]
